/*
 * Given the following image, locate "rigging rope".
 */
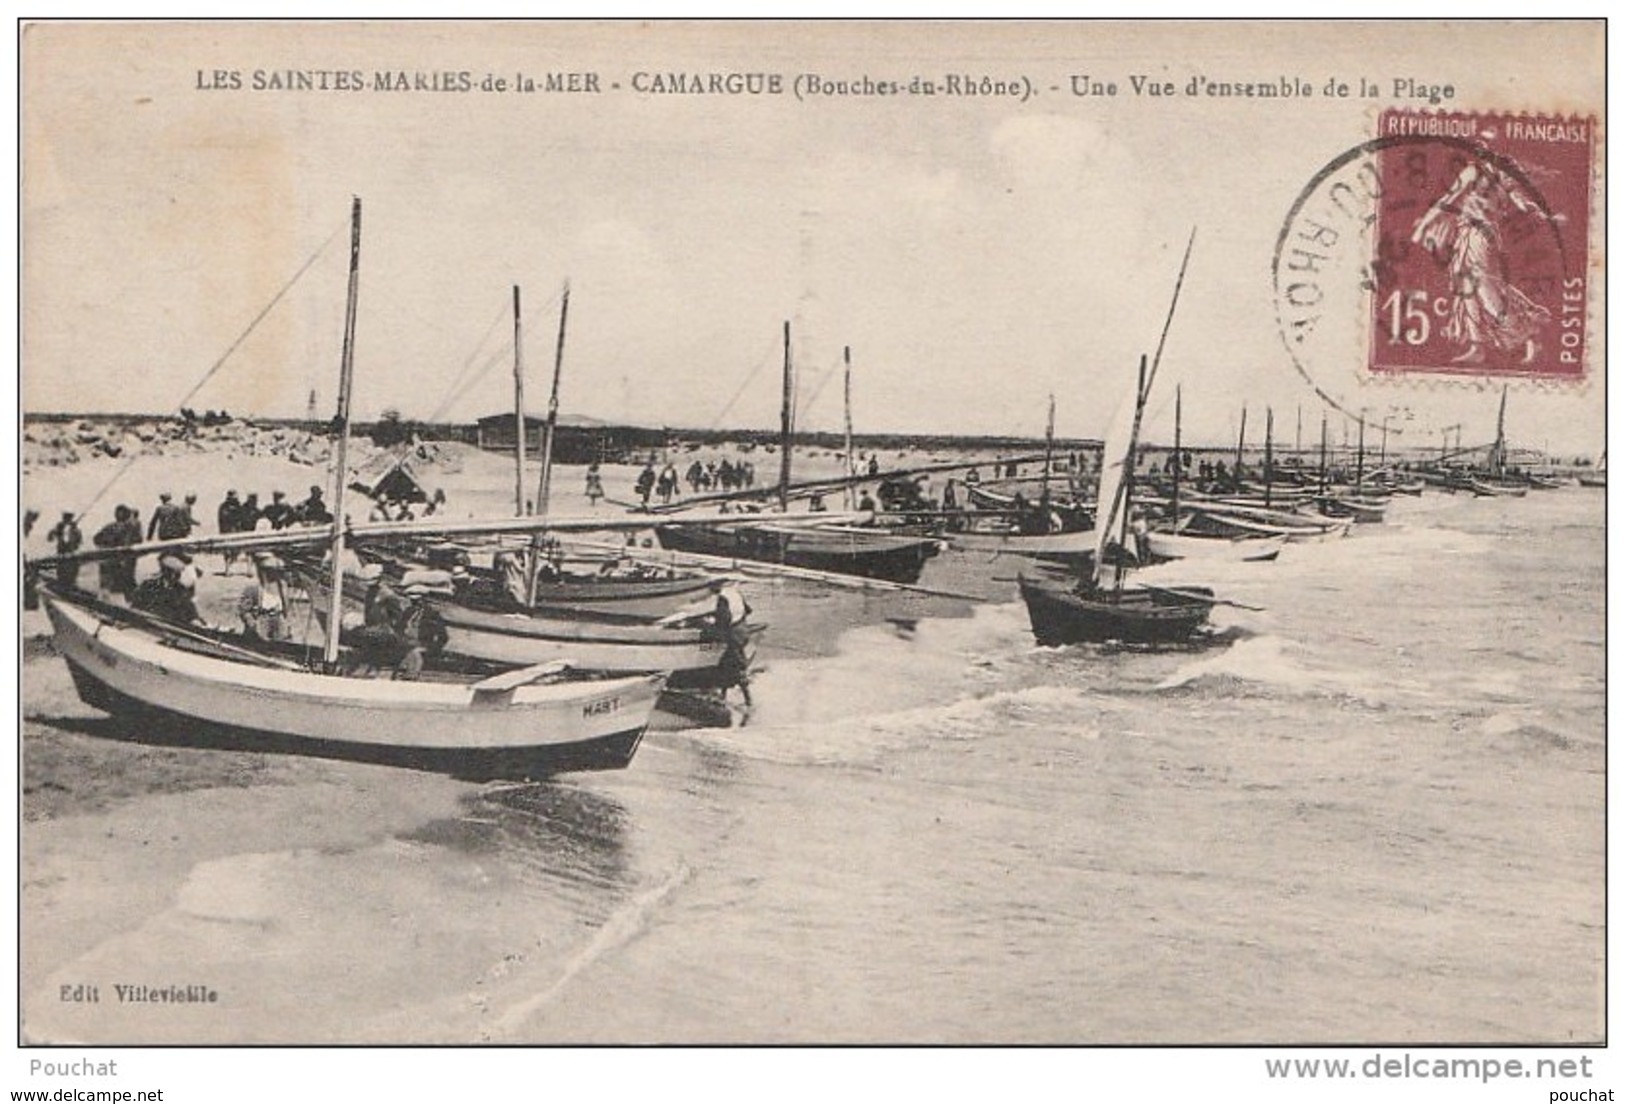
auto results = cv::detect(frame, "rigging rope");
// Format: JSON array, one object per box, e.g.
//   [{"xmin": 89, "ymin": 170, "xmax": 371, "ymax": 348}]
[
  {"xmin": 71, "ymin": 216, "xmax": 349, "ymax": 524},
  {"xmin": 794, "ymin": 349, "xmax": 845, "ymax": 427},
  {"xmin": 425, "ymin": 285, "xmax": 564, "ymax": 425},
  {"xmin": 425, "ymin": 300, "xmax": 512, "ymax": 425},
  {"xmin": 705, "ymin": 330, "xmax": 781, "ymax": 432}
]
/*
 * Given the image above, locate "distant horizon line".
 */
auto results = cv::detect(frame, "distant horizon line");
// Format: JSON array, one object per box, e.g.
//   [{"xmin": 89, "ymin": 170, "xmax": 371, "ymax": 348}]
[{"xmin": 22, "ymin": 409, "xmax": 1590, "ymax": 460}]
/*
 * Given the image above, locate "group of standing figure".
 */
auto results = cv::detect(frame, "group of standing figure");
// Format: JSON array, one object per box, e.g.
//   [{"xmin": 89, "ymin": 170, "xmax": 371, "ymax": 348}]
[{"xmin": 634, "ymin": 457, "xmax": 758, "ymax": 507}]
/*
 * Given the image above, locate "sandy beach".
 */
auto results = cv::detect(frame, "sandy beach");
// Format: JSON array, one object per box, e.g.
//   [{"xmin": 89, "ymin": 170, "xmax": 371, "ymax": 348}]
[{"xmin": 18, "ymin": 422, "xmax": 1021, "ymax": 1042}]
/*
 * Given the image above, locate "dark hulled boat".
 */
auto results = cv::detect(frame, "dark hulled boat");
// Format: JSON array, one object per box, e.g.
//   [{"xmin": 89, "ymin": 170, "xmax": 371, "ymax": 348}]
[
  {"xmin": 1018, "ymin": 574, "xmax": 1213, "ymax": 646},
  {"xmin": 654, "ymin": 519, "xmax": 938, "ymax": 585},
  {"xmin": 1018, "ymin": 233, "xmax": 1216, "ymax": 648}
]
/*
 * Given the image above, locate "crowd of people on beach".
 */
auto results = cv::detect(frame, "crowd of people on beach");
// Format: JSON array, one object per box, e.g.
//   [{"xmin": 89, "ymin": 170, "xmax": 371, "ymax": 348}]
[
  {"xmin": 36, "ymin": 485, "xmax": 337, "ymax": 626},
  {"xmin": 632, "ymin": 456, "xmax": 758, "ymax": 507},
  {"xmin": 34, "ymin": 478, "xmax": 460, "ymax": 681}
]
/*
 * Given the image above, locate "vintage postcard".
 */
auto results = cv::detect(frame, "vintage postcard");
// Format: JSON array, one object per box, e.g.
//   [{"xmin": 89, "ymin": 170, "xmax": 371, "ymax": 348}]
[{"xmin": 15, "ymin": 17, "xmax": 1605, "ymax": 1094}]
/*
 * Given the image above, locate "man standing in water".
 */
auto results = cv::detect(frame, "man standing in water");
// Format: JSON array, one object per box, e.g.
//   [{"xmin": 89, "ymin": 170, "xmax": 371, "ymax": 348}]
[{"xmin": 713, "ymin": 587, "xmax": 753, "ymax": 708}]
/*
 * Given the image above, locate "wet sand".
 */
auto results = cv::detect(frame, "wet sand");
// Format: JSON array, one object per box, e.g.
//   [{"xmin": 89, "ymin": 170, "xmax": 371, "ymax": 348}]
[{"xmin": 19, "ymin": 428, "xmax": 1041, "ymax": 1041}]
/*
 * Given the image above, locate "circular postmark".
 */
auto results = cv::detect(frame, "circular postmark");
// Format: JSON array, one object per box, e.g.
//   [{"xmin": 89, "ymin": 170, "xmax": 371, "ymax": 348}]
[{"xmin": 1273, "ymin": 112, "xmax": 1592, "ymax": 426}]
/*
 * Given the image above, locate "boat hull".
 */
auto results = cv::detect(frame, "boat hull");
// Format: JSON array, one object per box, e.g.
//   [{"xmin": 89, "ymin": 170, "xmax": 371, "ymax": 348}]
[
  {"xmin": 1177, "ymin": 507, "xmax": 1350, "ymax": 542},
  {"xmin": 1018, "ymin": 575, "xmax": 1212, "ymax": 646},
  {"xmin": 44, "ymin": 594, "xmax": 665, "ymax": 778},
  {"xmin": 436, "ymin": 604, "xmax": 723, "ymax": 672},
  {"xmin": 1142, "ymin": 532, "xmax": 1284, "ymax": 563},
  {"xmin": 303, "ymin": 573, "xmax": 730, "ymax": 674},
  {"xmin": 948, "ymin": 528, "xmax": 1095, "ymax": 556},
  {"xmin": 655, "ymin": 522, "xmax": 938, "ymax": 584},
  {"xmin": 502, "ymin": 573, "xmax": 719, "ymax": 620}
]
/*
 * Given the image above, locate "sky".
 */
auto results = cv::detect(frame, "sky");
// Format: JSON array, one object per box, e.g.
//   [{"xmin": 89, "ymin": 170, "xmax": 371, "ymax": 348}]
[{"xmin": 21, "ymin": 20, "xmax": 1606, "ymax": 455}]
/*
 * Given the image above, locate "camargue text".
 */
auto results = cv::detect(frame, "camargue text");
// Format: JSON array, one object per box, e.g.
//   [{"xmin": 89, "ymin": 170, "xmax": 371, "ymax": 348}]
[{"xmin": 191, "ymin": 67, "xmax": 1459, "ymax": 106}]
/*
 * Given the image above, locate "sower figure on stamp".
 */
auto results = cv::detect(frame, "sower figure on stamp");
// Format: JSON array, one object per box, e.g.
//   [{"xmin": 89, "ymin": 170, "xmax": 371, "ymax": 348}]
[{"xmin": 1411, "ymin": 161, "xmax": 1552, "ymax": 365}]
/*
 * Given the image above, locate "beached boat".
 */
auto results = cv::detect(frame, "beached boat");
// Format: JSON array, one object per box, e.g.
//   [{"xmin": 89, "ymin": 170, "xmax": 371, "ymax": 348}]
[
  {"xmin": 1019, "ymin": 233, "xmax": 1216, "ymax": 647},
  {"xmin": 297, "ymin": 562, "xmax": 749, "ymax": 685},
  {"xmin": 653, "ymin": 324, "xmax": 941, "ymax": 584},
  {"xmin": 41, "ymin": 583, "xmax": 665, "ymax": 777},
  {"xmin": 33, "ymin": 200, "xmax": 671, "ymax": 777},
  {"xmin": 1017, "ymin": 574, "xmax": 1213, "ymax": 646},
  {"xmin": 1578, "ymin": 453, "xmax": 1606, "ymax": 489},
  {"xmin": 1465, "ymin": 476, "xmax": 1529, "ymax": 498},
  {"xmin": 1141, "ymin": 531, "xmax": 1284, "ymax": 563},
  {"xmin": 950, "ymin": 480, "xmax": 1094, "ymax": 559},
  {"xmin": 655, "ymin": 518, "xmax": 939, "ymax": 583},
  {"xmin": 947, "ymin": 526, "xmax": 1095, "ymax": 557},
  {"xmin": 358, "ymin": 536, "xmax": 725, "ymax": 621},
  {"xmin": 1155, "ymin": 499, "xmax": 1352, "ymax": 541}
]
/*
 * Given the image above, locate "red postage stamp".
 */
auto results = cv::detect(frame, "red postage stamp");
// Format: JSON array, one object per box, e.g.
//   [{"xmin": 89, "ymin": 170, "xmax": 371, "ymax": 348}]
[{"xmin": 1368, "ymin": 110, "xmax": 1595, "ymax": 381}]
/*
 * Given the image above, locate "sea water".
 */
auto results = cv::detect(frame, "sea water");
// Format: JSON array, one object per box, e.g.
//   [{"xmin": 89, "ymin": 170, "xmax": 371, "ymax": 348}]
[{"xmin": 22, "ymin": 489, "xmax": 1603, "ymax": 1045}]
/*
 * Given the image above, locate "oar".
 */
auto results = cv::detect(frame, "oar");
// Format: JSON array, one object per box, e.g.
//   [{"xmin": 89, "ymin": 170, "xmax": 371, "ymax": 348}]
[
  {"xmin": 568, "ymin": 537, "xmax": 988, "ymax": 603},
  {"xmin": 1141, "ymin": 583, "xmax": 1265, "ymax": 613}
]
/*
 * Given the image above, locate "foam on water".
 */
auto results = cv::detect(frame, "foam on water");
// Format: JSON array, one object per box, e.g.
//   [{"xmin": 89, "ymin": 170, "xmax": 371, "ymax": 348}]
[
  {"xmin": 684, "ymin": 599, "xmax": 1043, "ymax": 766},
  {"xmin": 698, "ymin": 682, "xmax": 1106, "ymax": 767},
  {"xmin": 1155, "ymin": 633, "xmax": 1424, "ymax": 707},
  {"xmin": 483, "ymin": 860, "xmax": 692, "ymax": 1040}
]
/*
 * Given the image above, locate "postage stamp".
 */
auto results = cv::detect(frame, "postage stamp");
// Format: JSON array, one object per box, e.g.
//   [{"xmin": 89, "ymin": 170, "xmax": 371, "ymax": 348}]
[
  {"xmin": 1367, "ymin": 110, "xmax": 1594, "ymax": 381},
  {"xmin": 1273, "ymin": 108, "xmax": 1597, "ymax": 418}
]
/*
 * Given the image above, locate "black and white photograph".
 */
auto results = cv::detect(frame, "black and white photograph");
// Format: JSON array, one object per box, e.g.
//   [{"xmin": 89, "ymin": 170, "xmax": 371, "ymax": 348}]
[{"xmin": 13, "ymin": 17, "xmax": 1607, "ymax": 1098}]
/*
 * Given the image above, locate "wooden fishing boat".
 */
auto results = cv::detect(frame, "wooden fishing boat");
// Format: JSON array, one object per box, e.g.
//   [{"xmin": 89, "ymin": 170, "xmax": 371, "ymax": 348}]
[
  {"xmin": 516, "ymin": 571, "xmax": 720, "ymax": 619},
  {"xmin": 1141, "ymin": 531, "xmax": 1284, "ymax": 563},
  {"xmin": 655, "ymin": 518, "xmax": 939, "ymax": 584},
  {"xmin": 1158, "ymin": 500, "xmax": 1352, "ymax": 541},
  {"xmin": 1311, "ymin": 494, "xmax": 1389, "ymax": 523},
  {"xmin": 1577, "ymin": 449, "xmax": 1606, "ymax": 488},
  {"xmin": 653, "ymin": 323, "xmax": 941, "ymax": 584},
  {"xmin": 294, "ymin": 561, "xmax": 749, "ymax": 685},
  {"xmin": 1465, "ymin": 476, "xmax": 1529, "ymax": 497},
  {"xmin": 41, "ymin": 585, "xmax": 665, "ymax": 778},
  {"xmin": 947, "ymin": 526, "xmax": 1095, "ymax": 557},
  {"xmin": 356, "ymin": 539, "xmax": 723, "ymax": 620},
  {"xmin": 1020, "ymin": 233, "xmax": 1217, "ymax": 647},
  {"xmin": 31, "ymin": 200, "xmax": 672, "ymax": 777},
  {"xmin": 1018, "ymin": 574, "xmax": 1213, "ymax": 646}
]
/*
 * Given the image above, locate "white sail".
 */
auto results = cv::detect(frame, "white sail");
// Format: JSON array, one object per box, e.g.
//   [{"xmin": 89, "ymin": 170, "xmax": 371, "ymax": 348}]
[{"xmin": 1091, "ymin": 362, "xmax": 1142, "ymax": 590}]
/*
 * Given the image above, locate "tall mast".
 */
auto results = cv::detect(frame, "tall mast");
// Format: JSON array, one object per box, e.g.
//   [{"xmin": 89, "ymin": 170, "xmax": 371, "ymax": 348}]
[
  {"xmin": 843, "ymin": 345, "xmax": 855, "ymax": 510},
  {"xmin": 1234, "ymin": 405, "xmax": 1247, "ymax": 489},
  {"xmin": 1492, "ymin": 384, "xmax": 1508, "ymax": 477},
  {"xmin": 512, "ymin": 285, "xmax": 527, "ymax": 516},
  {"xmin": 1356, "ymin": 412, "xmax": 1366, "ymax": 489},
  {"xmin": 1095, "ymin": 231, "xmax": 1195, "ymax": 592},
  {"xmin": 1114, "ymin": 355, "xmax": 1151, "ymax": 594},
  {"xmin": 1265, "ymin": 406, "xmax": 1275, "ymax": 508},
  {"xmin": 535, "ymin": 281, "xmax": 569, "ymax": 516},
  {"xmin": 1319, "ymin": 412, "xmax": 1329, "ymax": 495},
  {"xmin": 1171, "ymin": 385, "xmax": 1182, "ymax": 524},
  {"xmin": 778, "ymin": 320, "xmax": 793, "ymax": 512},
  {"xmin": 1041, "ymin": 392, "xmax": 1056, "ymax": 511},
  {"xmin": 322, "ymin": 197, "xmax": 363, "ymax": 669}
]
